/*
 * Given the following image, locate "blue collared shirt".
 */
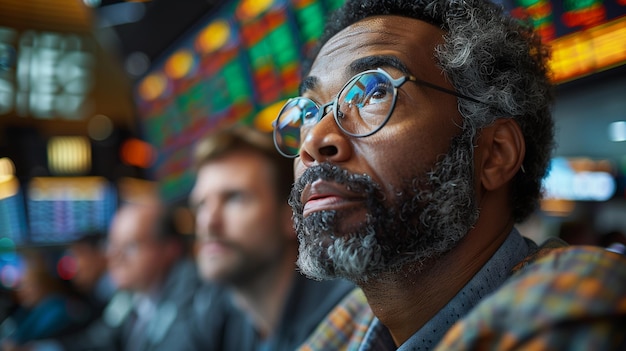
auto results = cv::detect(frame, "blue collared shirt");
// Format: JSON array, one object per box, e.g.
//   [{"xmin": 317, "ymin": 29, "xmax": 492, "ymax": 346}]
[{"xmin": 357, "ymin": 228, "xmax": 533, "ymax": 351}]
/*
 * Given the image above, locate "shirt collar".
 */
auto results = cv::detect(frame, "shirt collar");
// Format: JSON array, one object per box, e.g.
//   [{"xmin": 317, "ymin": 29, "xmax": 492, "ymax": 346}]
[{"xmin": 358, "ymin": 228, "xmax": 531, "ymax": 351}]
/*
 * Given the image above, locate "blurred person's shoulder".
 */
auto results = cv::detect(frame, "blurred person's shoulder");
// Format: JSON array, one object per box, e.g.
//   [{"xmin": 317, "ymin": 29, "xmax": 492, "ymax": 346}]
[{"xmin": 294, "ymin": 275, "xmax": 355, "ymax": 313}]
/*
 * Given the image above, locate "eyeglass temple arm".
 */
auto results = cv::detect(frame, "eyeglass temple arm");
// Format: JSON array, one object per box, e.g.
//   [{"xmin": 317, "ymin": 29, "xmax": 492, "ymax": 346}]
[{"xmin": 407, "ymin": 76, "xmax": 484, "ymax": 104}]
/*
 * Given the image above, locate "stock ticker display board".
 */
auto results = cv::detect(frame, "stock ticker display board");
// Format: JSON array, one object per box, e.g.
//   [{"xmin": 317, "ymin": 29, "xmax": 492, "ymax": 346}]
[
  {"xmin": 133, "ymin": 0, "xmax": 345, "ymax": 201},
  {"xmin": 503, "ymin": 0, "xmax": 626, "ymax": 82},
  {"xmin": 134, "ymin": 0, "xmax": 626, "ymax": 201}
]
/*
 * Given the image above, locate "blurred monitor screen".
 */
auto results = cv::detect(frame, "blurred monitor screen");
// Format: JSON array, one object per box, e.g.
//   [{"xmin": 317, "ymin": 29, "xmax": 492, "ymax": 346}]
[
  {"xmin": 26, "ymin": 177, "xmax": 117, "ymax": 245},
  {"xmin": 0, "ymin": 177, "xmax": 28, "ymax": 245}
]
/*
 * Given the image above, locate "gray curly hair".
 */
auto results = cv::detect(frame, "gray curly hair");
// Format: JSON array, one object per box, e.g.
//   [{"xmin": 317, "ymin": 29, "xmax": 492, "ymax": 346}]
[{"xmin": 303, "ymin": 0, "xmax": 555, "ymax": 222}]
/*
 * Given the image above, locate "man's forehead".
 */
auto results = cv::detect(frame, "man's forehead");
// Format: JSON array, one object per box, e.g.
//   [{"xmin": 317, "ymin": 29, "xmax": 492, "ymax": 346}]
[
  {"xmin": 305, "ymin": 15, "xmax": 447, "ymax": 91},
  {"xmin": 322, "ymin": 16, "xmax": 442, "ymax": 50},
  {"xmin": 193, "ymin": 160, "xmax": 268, "ymax": 192}
]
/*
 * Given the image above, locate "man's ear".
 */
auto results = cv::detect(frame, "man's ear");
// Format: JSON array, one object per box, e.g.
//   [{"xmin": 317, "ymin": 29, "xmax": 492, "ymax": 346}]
[{"xmin": 477, "ymin": 118, "xmax": 525, "ymax": 191}]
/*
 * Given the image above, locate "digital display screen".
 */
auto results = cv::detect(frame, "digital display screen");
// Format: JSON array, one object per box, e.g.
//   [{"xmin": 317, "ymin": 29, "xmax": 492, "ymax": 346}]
[
  {"xmin": 502, "ymin": 0, "xmax": 626, "ymax": 83},
  {"xmin": 26, "ymin": 177, "xmax": 117, "ymax": 244},
  {"xmin": 0, "ymin": 177, "xmax": 28, "ymax": 245}
]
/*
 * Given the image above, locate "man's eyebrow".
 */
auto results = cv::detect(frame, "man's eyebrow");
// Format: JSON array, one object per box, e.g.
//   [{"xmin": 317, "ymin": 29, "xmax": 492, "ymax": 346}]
[
  {"xmin": 299, "ymin": 76, "xmax": 318, "ymax": 95},
  {"xmin": 297, "ymin": 55, "xmax": 411, "ymax": 95},
  {"xmin": 349, "ymin": 55, "xmax": 412, "ymax": 76}
]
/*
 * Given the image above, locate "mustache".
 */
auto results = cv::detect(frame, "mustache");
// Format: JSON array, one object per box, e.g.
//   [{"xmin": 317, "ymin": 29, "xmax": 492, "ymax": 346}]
[{"xmin": 290, "ymin": 163, "xmax": 381, "ymax": 209}]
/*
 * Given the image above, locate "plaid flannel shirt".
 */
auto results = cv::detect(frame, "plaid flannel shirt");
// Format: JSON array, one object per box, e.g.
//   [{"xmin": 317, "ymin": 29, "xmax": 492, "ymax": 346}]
[
  {"xmin": 436, "ymin": 246, "xmax": 626, "ymax": 350},
  {"xmin": 297, "ymin": 237, "xmax": 626, "ymax": 350}
]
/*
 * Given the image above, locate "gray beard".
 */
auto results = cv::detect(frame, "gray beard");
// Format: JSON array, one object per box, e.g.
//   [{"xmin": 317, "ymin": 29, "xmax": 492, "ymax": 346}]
[{"xmin": 289, "ymin": 131, "xmax": 480, "ymax": 283}]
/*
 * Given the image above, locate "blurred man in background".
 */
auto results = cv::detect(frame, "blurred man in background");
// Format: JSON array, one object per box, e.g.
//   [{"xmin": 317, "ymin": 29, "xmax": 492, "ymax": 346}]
[
  {"xmin": 190, "ymin": 126, "xmax": 353, "ymax": 350},
  {"xmin": 67, "ymin": 232, "xmax": 116, "ymax": 318},
  {"xmin": 23, "ymin": 198, "xmax": 219, "ymax": 351}
]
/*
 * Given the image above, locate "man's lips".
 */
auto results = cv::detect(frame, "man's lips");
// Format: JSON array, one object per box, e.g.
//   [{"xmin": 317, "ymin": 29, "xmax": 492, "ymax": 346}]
[
  {"xmin": 301, "ymin": 180, "xmax": 365, "ymax": 217},
  {"xmin": 198, "ymin": 240, "xmax": 231, "ymax": 256}
]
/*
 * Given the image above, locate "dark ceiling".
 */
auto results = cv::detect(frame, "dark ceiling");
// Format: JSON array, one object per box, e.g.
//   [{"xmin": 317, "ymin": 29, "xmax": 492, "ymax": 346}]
[{"xmin": 94, "ymin": 0, "xmax": 226, "ymax": 74}]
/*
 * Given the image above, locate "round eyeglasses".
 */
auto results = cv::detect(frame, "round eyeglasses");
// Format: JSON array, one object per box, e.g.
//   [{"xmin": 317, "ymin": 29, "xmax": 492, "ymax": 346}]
[{"xmin": 273, "ymin": 68, "xmax": 482, "ymax": 158}]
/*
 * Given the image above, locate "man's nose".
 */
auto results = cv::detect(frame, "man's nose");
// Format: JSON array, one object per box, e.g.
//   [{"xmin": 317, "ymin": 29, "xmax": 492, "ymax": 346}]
[
  {"xmin": 196, "ymin": 203, "xmax": 223, "ymax": 238},
  {"xmin": 299, "ymin": 106, "xmax": 352, "ymax": 165}
]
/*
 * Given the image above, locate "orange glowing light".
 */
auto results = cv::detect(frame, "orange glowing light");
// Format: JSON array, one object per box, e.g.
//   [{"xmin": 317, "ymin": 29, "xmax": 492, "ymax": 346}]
[
  {"xmin": 254, "ymin": 100, "xmax": 288, "ymax": 132},
  {"xmin": 138, "ymin": 73, "xmax": 168, "ymax": 102},
  {"xmin": 196, "ymin": 19, "xmax": 231, "ymax": 54},
  {"xmin": 237, "ymin": 0, "xmax": 274, "ymax": 20},
  {"xmin": 120, "ymin": 138, "xmax": 157, "ymax": 169},
  {"xmin": 164, "ymin": 50, "xmax": 195, "ymax": 79}
]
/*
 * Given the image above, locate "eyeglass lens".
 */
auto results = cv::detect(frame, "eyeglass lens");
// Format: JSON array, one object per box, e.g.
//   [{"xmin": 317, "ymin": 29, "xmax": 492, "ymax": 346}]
[
  {"xmin": 274, "ymin": 70, "xmax": 396, "ymax": 157},
  {"xmin": 336, "ymin": 71, "xmax": 395, "ymax": 136}
]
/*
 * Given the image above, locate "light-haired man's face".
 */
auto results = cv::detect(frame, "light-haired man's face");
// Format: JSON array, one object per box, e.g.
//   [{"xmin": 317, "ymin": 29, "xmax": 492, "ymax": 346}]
[{"xmin": 191, "ymin": 151, "xmax": 293, "ymax": 287}]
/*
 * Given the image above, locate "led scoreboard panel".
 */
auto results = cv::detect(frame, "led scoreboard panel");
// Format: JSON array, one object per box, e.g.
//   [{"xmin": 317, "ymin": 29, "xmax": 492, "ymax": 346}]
[
  {"xmin": 134, "ymin": 0, "xmax": 345, "ymax": 201},
  {"xmin": 503, "ymin": 0, "xmax": 626, "ymax": 83}
]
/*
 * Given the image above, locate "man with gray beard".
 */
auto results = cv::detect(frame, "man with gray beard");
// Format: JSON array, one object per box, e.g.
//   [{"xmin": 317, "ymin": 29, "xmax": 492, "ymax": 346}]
[
  {"xmin": 293, "ymin": 129, "xmax": 477, "ymax": 282},
  {"xmin": 271, "ymin": 0, "xmax": 626, "ymax": 350}
]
